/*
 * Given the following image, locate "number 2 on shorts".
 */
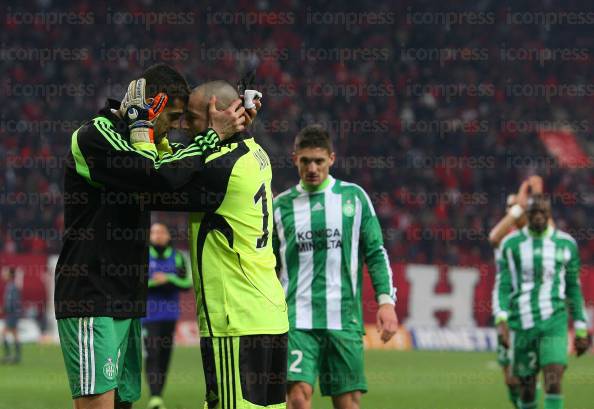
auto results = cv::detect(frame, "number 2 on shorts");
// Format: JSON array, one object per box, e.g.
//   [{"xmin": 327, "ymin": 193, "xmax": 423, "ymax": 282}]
[{"xmin": 289, "ymin": 350, "xmax": 303, "ymax": 373}]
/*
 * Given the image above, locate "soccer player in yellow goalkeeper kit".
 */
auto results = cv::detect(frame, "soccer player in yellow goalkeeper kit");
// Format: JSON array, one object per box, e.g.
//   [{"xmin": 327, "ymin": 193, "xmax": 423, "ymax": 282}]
[{"xmin": 179, "ymin": 81, "xmax": 289, "ymax": 409}]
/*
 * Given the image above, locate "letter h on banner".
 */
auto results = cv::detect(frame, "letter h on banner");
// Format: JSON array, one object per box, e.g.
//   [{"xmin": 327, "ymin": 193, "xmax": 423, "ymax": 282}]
[{"xmin": 404, "ymin": 265, "xmax": 480, "ymax": 328}]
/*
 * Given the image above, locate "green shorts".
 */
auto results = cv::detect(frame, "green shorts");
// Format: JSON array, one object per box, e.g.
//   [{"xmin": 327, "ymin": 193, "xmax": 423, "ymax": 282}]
[
  {"xmin": 287, "ymin": 329, "xmax": 367, "ymax": 397},
  {"xmin": 510, "ymin": 313, "xmax": 568, "ymax": 377},
  {"xmin": 57, "ymin": 317, "xmax": 142, "ymax": 402}
]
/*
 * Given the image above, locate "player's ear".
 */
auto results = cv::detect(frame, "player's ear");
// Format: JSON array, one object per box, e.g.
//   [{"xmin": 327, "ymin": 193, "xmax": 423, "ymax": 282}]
[
  {"xmin": 328, "ymin": 151, "xmax": 336, "ymax": 167},
  {"xmin": 292, "ymin": 152, "xmax": 299, "ymax": 166}
]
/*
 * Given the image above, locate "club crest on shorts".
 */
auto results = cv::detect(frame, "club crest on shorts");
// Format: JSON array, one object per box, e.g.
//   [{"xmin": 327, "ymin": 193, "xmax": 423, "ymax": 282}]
[
  {"xmin": 103, "ymin": 357, "xmax": 117, "ymax": 380},
  {"xmin": 343, "ymin": 200, "xmax": 355, "ymax": 217}
]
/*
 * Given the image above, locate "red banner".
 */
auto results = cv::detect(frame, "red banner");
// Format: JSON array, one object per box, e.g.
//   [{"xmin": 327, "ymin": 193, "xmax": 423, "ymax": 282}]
[{"xmin": 539, "ymin": 129, "xmax": 592, "ymax": 169}]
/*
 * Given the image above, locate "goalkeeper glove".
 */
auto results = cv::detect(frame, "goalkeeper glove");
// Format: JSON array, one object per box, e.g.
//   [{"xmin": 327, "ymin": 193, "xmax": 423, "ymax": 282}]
[{"xmin": 120, "ymin": 78, "xmax": 168, "ymax": 145}]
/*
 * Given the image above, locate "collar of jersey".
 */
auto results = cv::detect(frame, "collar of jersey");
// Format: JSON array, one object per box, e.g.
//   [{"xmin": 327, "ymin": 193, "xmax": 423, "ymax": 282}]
[
  {"xmin": 220, "ymin": 131, "xmax": 251, "ymax": 146},
  {"xmin": 150, "ymin": 245, "xmax": 173, "ymax": 259},
  {"xmin": 298, "ymin": 175, "xmax": 334, "ymax": 194},
  {"xmin": 523, "ymin": 225, "xmax": 553, "ymax": 239}
]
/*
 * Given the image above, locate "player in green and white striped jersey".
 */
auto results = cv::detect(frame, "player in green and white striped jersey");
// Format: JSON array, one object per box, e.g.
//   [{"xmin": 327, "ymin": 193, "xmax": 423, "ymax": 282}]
[
  {"xmin": 272, "ymin": 125, "xmax": 397, "ymax": 409},
  {"xmin": 490, "ymin": 177, "xmax": 543, "ymax": 409},
  {"xmin": 494, "ymin": 195, "xmax": 590, "ymax": 409}
]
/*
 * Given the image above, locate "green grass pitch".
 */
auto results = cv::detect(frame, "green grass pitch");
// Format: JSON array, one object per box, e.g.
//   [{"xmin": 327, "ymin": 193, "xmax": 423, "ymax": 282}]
[{"xmin": 1, "ymin": 344, "xmax": 593, "ymax": 409}]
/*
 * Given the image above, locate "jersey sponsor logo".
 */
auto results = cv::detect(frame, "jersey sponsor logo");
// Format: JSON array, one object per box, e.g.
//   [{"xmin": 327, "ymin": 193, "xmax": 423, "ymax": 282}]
[
  {"xmin": 296, "ymin": 228, "xmax": 342, "ymax": 252},
  {"xmin": 102, "ymin": 357, "xmax": 117, "ymax": 380},
  {"xmin": 342, "ymin": 200, "xmax": 355, "ymax": 217}
]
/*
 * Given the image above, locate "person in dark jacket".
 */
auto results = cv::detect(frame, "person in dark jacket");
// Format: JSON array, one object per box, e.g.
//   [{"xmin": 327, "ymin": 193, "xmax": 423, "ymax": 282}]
[
  {"xmin": 143, "ymin": 223, "xmax": 191, "ymax": 409},
  {"xmin": 2, "ymin": 268, "xmax": 21, "ymax": 364}
]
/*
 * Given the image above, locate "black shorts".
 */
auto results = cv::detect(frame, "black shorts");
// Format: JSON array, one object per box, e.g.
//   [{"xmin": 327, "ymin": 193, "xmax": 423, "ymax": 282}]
[{"xmin": 200, "ymin": 333, "xmax": 288, "ymax": 408}]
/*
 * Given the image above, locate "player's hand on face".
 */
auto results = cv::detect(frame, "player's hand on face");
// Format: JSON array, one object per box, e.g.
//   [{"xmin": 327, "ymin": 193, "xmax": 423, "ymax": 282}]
[
  {"xmin": 120, "ymin": 78, "xmax": 168, "ymax": 144},
  {"xmin": 208, "ymin": 96, "xmax": 246, "ymax": 140},
  {"xmin": 497, "ymin": 321, "xmax": 510, "ymax": 348},
  {"xmin": 574, "ymin": 334, "xmax": 591, "ymax": 357},
  {"xmin": 376, "ymin": 304, "xmax": 398, "ymax": 343}
]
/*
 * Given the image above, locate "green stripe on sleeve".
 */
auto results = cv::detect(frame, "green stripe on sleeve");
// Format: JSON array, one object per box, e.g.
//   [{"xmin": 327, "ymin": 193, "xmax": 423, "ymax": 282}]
[
  {"xmin": 93, "ymin": 119, "xmax": 124, "ymax": 151},
  {"xmin": 93, "ymin": 118, "xmax": 130, "ymax": 151},
  {"xmin": 93, "ymin": 116, "xmax": 219, "ymax": 168},
  {"xmin": 94, "ymin": 117, "xmax": 158, "ymax": 161}
]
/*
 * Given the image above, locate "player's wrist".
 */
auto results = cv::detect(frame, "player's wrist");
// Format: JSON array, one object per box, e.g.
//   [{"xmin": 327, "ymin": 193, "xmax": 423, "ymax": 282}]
[
  {"xmin": 495, "ymin": 312, "xmax": 508, "ymax": 325},
  {"xmin": 508, "ymin": 204, "xmax": 524, "ymax": 220},
  {"xmin": 575, "ymin": 321, "xmax": 588, "ymax": 338},
  {"xmin": 575, "ymin": 328, "xmax": 588, "ymax": 339},
  {"xmin": 377, "ymin": 293, "xmax": 395, "ymax": 306},
  {"xmin": 130, "ymin": 126, "xmax": 155, "ymax": 145}
]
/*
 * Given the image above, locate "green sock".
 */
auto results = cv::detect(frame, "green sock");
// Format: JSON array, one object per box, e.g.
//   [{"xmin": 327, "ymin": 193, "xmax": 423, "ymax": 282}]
[
  {"xmin": 508, "ymin": 385, "xmax": 521, "ymax": 409},
  {"xmin": 519, "ymin": 401, "xmax": 537, "ymax": 409},
  {"xmin": 544, "ymin": 394, "xmax": 563, "ymax": 409}
]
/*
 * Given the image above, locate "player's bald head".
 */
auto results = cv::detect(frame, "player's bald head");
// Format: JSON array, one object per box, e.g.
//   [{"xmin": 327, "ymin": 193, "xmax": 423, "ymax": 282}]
[
  {"xmin": 185, "ymin": 80, "xmax": 240, "ymax": 134},
  {"xmin": 190, "ymin": 80, "xmax": 239, "ymax": 110}
]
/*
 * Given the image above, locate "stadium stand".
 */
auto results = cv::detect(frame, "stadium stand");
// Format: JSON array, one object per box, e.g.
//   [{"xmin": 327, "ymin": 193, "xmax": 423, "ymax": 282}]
[{"xmin": 1, "ymin": 0, "xmax": 593, "ymax": 267}]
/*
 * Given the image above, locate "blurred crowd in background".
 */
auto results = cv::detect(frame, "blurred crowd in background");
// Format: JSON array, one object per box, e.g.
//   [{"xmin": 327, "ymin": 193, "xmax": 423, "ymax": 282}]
[{"xmin": 1, "ymin": 0, "xmax": 593, "ymax": 264}]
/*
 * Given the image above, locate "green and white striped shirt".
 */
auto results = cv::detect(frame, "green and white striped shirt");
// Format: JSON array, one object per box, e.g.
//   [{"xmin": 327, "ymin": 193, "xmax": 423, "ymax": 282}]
[
  {"xmin": 273, "ymin": 176, "xmax": 395, "ymax": 332},
  {"xmin": 493, "ymin": 226, "xmax": 587, "ymax": 331}
]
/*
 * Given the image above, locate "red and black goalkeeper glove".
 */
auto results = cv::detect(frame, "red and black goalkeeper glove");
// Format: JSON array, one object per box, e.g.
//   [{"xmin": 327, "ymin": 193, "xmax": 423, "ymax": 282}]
[{"xmin": 120, "ymin": 78, "xmax": 168, "ymax": 144}]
